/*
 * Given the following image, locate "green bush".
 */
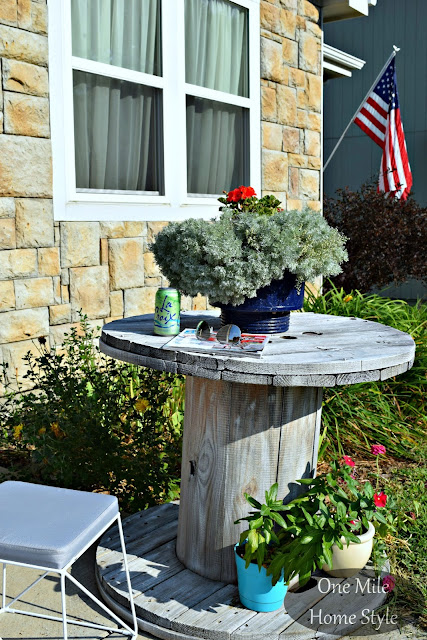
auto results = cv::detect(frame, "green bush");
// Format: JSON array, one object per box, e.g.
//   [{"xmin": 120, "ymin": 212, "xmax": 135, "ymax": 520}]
[
  {"xmin": 384, "ymin": 464, "xmax": 427, "ymax": 625},
  {"xmin": 0, "ymin": 317, "xmax": 185, "ymax": 513},
  {"xmin": 151, "ymin": 208, "xmax": 347, "ymax": 305},
  {"xmin": 304, "ymin": 285, "xmax": 427, "ymax": 461}
]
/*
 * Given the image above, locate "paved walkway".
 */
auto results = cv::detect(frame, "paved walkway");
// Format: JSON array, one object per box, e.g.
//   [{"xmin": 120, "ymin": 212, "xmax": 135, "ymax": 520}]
[{"xmin": 0, "ymin": 542, "xmax": 423, "ymax": 640}]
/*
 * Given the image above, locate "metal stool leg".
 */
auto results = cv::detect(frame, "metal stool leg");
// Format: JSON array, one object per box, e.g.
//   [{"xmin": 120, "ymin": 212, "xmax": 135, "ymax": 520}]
[
  {"xmin": 60, "ymin": 572, "xmax": 68, "ymax": 640},
  {"xmin": 1, "ymin": 563, "xmax": 6, "ymax": 611},
  {"xmin": 117, "ymin": 514, "xmax": 138, "ymax": 639}
]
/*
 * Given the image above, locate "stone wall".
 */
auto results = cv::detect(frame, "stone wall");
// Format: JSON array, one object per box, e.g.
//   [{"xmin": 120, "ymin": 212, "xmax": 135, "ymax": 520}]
[
  {"xmin": 261, "ymin": 0, "xmax": 321, "ymax": 209},
  {"xmin": 0, "ymin": 0, "xmax": 321, "ymax": 388}
]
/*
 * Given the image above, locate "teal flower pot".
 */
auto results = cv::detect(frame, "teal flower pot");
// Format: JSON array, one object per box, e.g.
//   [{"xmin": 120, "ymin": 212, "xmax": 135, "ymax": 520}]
[{"xmin": 234, "ymin": 544, "xmax": 287, "ymax": 612}]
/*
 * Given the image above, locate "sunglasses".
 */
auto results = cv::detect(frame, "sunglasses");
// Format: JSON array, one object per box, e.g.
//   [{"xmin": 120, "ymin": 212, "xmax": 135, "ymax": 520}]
[{"xmin": 196, "ymin": 321, "xmax": 242, "ymax": 345}]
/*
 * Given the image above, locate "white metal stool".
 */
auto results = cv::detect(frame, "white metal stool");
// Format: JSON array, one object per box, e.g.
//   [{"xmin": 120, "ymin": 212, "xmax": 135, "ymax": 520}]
[{"xmin": 0, "ymin": 481, "xmax": 138, "ymax": 639}]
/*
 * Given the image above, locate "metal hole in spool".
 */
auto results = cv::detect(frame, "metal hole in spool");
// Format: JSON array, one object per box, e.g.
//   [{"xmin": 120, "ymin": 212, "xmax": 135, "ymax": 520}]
[
  {"xmin": 281, "ymin": 335, "xmax": 297, "ymax": 339},
  {"xmin": 302, "ymin": 331, "xmax": 323, "ymax": 335}
]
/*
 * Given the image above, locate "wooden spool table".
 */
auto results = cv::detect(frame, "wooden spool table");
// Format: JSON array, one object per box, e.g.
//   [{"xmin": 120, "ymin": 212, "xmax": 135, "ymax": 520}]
[{"xmin": 97, "ymin": 311, "xmax": 415, "ymax": 640}]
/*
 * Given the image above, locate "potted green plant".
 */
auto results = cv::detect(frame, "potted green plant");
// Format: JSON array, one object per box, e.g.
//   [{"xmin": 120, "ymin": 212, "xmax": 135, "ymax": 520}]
[
  {"xmin": 279, "ymin": 448, "xmax": 394, "ymax": 580},
  {"xmin": 234, "ymin": 480, "xmax": 344, "ymax": 611},
  {"xmin": 233, "ymin": 483, "xmax": 292, "ymax": 612},
  {"xmin": 234, "ymin": 446, "xmax": 394, "ymax": 611},
  {"xmin": 318, "ymin": 446, "xmax": 395, "ymax": 578},
  {"xmin": 151, "ymin": 187, "xmax": 348, "ymax": 333}
]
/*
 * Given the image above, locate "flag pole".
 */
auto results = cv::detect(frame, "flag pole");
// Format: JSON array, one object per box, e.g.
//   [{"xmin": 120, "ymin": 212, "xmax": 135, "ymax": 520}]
[{"xmin": 323, "ymin": 46, "xmax": 400, "ymax": 172}]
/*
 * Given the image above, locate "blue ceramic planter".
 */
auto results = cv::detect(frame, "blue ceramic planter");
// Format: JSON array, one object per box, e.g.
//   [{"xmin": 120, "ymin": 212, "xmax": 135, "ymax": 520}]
[
  {"xmin": 216, "ymin": 272, "xmax": 304, "ymax": 334},
  {"xmin": 234, "ymin": 544, "xmax": 287, "ymax": 612}
]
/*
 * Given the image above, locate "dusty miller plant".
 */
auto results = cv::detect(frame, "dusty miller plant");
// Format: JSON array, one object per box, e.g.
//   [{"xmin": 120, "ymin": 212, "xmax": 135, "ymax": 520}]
[{"xmin": 151, "ymin": 188, "xmax": 348, "ymax": 306}]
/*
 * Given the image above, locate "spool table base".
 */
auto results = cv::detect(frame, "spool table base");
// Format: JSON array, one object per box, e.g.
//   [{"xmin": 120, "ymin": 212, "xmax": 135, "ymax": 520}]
[{"xmin": 96, "ymin": 503, "xmax": 389, "ymax": 640}]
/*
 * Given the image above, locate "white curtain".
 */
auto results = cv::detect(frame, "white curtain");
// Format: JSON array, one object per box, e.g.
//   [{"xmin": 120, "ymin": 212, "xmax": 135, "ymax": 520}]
[
  {"xmin": 185, "ymin": 0, "xmax": 248, "ymax": 96},
  {"xmin": 186, "ymin": 97, "xmax": 247, "ymax": 194},
  {"xmin": 72, "ymin": 0, "xmax": 161, "ymax": 75},
  {"xmin": 71, "ymin": 0, "xmax": 162, "ymax": 191},
  {"xmin": 185, "ymin": 0, "xmax": 249, "ymax": 194}
]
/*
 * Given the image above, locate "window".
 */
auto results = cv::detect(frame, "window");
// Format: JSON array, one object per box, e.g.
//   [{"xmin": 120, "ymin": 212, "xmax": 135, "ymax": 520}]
[{"xmin": 49, "ymin": 0, "xmax": 261, "ymax": 221}]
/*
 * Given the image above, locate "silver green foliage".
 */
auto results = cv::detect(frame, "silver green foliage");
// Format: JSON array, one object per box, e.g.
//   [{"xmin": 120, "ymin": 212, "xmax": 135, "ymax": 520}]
[{"xmin": 151, "ymin": 209, "xmax": 348, "ymax": 306}]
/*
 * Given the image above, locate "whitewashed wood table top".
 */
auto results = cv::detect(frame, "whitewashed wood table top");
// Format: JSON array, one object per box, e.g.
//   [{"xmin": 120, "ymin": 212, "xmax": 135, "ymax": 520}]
[{"xmin": 100, "ymin": 311, "xmax": 415, "ymax": 387}]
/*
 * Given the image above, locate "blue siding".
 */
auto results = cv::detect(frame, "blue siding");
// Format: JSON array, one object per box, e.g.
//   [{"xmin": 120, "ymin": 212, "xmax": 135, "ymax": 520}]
[{"xmin": 323, "ymin": 0, "xmax": 427, "ymax": 205}]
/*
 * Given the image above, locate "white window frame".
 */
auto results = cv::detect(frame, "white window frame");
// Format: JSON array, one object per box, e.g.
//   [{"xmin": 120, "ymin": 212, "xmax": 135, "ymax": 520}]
[{"xmin": 48, "ymin": 0, "xmax": 261, "ymax": 222}]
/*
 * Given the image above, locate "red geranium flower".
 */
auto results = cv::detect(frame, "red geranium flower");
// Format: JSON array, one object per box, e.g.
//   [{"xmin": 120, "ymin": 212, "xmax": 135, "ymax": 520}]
[
  {"xmin": 374, "ymin": 491, "xmax": 387, "ymax": 507},
  {"xmin": 342, "ymin": 455, "xmax": 355, "ymax": 468},
  {"xmin": 239, "ymin": 185, "xmax": 256, "ymax": 199},
  {"xmin": 371, "ymin": 444, "xmax": 386, "ymax": 456},
  {"xmin": 226, "ymin": 188, "xmax": 242, "ymax": 203}
]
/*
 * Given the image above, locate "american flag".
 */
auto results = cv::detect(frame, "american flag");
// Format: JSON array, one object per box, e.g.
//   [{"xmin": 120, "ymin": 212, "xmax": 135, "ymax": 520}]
[{"xmin": 354, "ymin": 57, "xmax": 412, "ymax": 200}]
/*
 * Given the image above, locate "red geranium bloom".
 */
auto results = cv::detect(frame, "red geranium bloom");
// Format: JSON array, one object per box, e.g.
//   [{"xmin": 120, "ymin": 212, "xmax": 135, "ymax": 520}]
[
  {"xmin": 374, "ymin": 492, "xmax": 387, "ymax": 507},
  {"xmin": 239, "ymin": 186, "xmax": 256, "ymax": 199},
  {"xmin": 342, "ymin": 455, "xmax": 355, "ymax": 468},
  {"xmin": 227, "ymin": 188, "xmax": 242, "ymax": 203},
  {"xmin": 371, "ymin": 444, "xmax": 386, "ymax": 456}
]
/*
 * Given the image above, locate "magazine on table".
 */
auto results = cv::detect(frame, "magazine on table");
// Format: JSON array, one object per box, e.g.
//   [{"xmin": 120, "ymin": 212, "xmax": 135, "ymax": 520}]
[{"xmin": 163, "ymin": 329, "xmax": 269, "ymax": 358}]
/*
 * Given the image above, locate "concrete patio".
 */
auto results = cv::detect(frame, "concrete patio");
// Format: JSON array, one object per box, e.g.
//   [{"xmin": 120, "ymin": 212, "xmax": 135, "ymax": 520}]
[{"xmin": 0, "ymin": 542, "xmax": 152, "ymax": 640}]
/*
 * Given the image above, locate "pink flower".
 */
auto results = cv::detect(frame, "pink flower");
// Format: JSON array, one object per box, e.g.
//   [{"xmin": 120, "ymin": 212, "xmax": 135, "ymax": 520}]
[
  {"xmin": 382, "ymin": 575, "xmax": 396, "ymax": 592},
  {"xmin": 374, "ymin": 492, "xmax": 388, "ymax": 507},
  {"xmin": 342, "ymin": 455, "xmax": 355, "ymax": 468},
  {"xmin": 371, "ymin": 444, "xmax": 386, "ymax": 456}
]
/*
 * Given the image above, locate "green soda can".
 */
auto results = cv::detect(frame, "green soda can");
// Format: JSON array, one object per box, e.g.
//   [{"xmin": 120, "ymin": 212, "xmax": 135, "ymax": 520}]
[{"xmin": 154, "ymin": 288, "xmax": 181, "ymax": 336}]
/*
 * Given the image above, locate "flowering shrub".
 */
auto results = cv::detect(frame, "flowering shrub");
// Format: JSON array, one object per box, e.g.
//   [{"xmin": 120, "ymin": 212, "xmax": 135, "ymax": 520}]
[
  {"xmin": 236, "ymin": 446, "xmax": 395, "ymax": 587},
  {"xmin": 218, "ymin": 187, "xmax": 281, "ymax": 216},
  {"xmin": 0, "ymin": 317, "xmax": 185, "ymax": 512},
  {"xmin": 152, "ymin": 187, "xmax": 347, "ymax": 305}
]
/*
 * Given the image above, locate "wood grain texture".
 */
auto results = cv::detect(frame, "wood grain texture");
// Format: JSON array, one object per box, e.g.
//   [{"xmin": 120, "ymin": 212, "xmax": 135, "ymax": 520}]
[
  {"xmin": 172, "ymin": 584, "xmax": 256, "ymax": 639},
  {"xmin": 95, "ymin": 505, "xmax": 388, "ymax": 640},
  {"xmin": 176, "ymin": 378, "xmax": 322, "ymax": 583},
  {"xmin": 97, "ymin": 502, "xmax": 179, "ymax": 557},
  {"xmin": 100, "ymin": 312, "xmax": 415, "ymax": 386}
]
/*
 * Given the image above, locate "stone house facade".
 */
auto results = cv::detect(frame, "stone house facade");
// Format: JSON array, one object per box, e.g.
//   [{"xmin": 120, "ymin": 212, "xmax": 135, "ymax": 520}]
[{"xmin": 0, "ymin": 0, "xmax": 322, "ymax": 387}]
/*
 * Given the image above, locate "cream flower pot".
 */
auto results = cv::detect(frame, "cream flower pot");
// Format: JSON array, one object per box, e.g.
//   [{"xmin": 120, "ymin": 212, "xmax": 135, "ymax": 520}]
[{"xmin": 322, "ymin": 522, "xmax": 376, "ymax": 578}]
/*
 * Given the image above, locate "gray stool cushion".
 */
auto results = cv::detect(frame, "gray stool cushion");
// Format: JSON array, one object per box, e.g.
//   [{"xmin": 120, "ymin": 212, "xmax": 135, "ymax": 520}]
[{"xmin": 0, "ymin": 481, "xmax": 118, "ymax": 570}]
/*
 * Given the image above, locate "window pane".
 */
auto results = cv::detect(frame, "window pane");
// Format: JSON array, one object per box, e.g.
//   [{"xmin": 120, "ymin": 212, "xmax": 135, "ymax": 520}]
[
  {"xmin": 73, "ymin": 71, "xmax": 164, "ymax": 193},
  {"xmin": 185, "ymin": 0, "xmax": 248, "ymax": 97},
  {"xmin": 186, "ymin": 96, "xmax": 249, "ymax": 195},
  {"xmin": 71, "ymin": 0, "xmax": 162, "ymax": 76}
]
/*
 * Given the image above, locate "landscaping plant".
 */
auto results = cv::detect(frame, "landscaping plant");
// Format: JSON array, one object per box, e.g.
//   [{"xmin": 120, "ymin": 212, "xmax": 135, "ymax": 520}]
[
  {"xmin": 383, "ymin": 460, "xmax": 427, "ymax": 626},
  {"xmin": 0, "ymin": 316, "xmax": 185, "ymax": 513},
  {"xmin": 151, "ymin": 187, "xmax": 347, "ymax": 305},
  {"xmin": 304, "ymin": 285, "xmax": 427, "ymax": 461},
  {"xmin": 324, "ymin": 181, "xmax": 426, "ymax": 293},
  {"xmin": 236, "ymin": 448, "xmax": 394, "ymax": 588}
]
